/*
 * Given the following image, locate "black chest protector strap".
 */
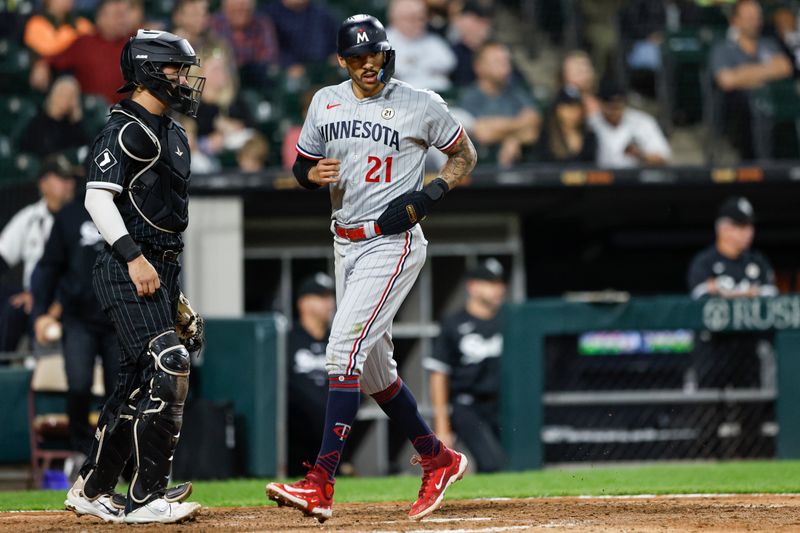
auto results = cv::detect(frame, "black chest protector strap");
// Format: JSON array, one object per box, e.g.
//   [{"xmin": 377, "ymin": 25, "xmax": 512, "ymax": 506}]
[{"xmin": 113, "ymin": 108, "xmax": 190, "ymax": 234}]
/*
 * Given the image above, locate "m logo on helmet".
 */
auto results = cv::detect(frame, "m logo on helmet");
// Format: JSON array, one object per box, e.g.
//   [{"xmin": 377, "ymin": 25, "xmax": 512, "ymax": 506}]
[{"xmin": 357, "ymin": 31, "xmax": 370, "ymax": 44}]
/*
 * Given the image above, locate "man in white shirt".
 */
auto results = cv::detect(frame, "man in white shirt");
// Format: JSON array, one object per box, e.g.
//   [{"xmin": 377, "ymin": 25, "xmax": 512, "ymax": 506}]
[
  {"xmin": 0, "ymin": 155, "xmax": 75, "ymax": 350},
  {"xmin": 588, "ymin": 80, "xmax": 671, "ymax": 168},
  {"xmin": 386, "ymin": 0, "xmax": 456, "ymax": 92}
]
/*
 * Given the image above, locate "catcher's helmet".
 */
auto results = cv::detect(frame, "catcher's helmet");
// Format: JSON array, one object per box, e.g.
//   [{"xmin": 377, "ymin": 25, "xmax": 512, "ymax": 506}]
[
  {"xmin": 337, "ymin": 14, "xmax": 396, "ymax": 84},
  {"xmin": 118, "ymin": 29, "xmax": 205, "ymax": 117}
]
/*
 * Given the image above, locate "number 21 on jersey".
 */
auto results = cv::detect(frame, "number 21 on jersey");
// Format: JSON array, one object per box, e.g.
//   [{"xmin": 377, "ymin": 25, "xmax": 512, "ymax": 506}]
[{"xmin": 365, "ymin": 155, "xmax": 393, "ymax": 183}]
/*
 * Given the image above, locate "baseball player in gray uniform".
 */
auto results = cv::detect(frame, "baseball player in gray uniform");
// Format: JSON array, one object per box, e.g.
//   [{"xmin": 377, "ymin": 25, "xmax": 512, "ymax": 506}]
[{"xmin": 267, "ymin": 13, "xmax": 477, "ymax": 523}]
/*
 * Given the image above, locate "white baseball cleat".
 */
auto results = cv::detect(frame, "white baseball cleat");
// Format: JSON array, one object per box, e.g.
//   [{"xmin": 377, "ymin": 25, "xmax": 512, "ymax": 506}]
[
  {"xmin": 123, "ymin": 498, "xmax": 201, "ymax": 524},
  {"xmin": 64, "ymin": 476, "xmax": 123, "ymax": 523}
]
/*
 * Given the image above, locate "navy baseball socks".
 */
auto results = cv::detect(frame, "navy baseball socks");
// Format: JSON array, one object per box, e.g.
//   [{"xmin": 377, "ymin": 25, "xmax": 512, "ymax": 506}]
[
  {"xmin": 266, "ymin": 375, "xmax": 360, "ymax": 523},
  {"xmin": 372, "ymin": 377, "xmax": 468, "ymax": 521},
  {"xmin": 372, "ymin": 377, "xmax": 440, "ymax": 456}
]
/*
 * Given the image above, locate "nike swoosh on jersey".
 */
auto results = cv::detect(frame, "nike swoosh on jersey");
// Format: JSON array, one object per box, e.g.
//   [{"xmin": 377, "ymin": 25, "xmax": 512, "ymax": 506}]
[
  {"xmin": 434, "ymin": 470, "xmax": 447, "ymax": 490},
  {"xmin": 327, "ymin": 103, "xmax": 342, "ymax": 109}
]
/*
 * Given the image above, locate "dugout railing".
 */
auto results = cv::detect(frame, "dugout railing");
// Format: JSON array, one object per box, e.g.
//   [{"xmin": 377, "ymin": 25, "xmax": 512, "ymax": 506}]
[{"xmin": 502, "ymin": 295, "xmax": 800, "ymax": 470}]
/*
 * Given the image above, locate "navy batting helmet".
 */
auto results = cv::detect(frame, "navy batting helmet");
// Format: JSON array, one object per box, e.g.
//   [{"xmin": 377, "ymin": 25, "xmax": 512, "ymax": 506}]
[
  {"xmin": 337, "ymin": 14, "xmax": 396, "ymax": 84},
  {"xmin": 118, "ymin": 29, "xmax": 206, "ymax": 117}
]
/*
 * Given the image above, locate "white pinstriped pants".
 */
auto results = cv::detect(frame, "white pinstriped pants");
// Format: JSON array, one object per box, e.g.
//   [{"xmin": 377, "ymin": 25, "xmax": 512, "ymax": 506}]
[{"xmin": 326, "ymin": 224, "xmax": 427, "ymax": 395}]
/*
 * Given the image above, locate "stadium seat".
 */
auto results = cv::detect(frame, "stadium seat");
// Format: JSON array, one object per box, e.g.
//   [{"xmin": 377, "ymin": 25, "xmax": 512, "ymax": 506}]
[
  {"xmin": 81, "ymin": 94, "xmax": 111, "ymax": 138},
  {"xmin": 0, "ymin": 135, "xmax": 39, "ymax": 181},
  {"xmin": 0, "ymin": 39, "xmax": 33, "ymax": 95},
  {"xmin": 751, "ymin": 78, "xmax": 800, "ymax": 159},
  {"xmin": 239, "ymin": 88, "xmax": 292, "ymax": 166},
  {"xmin": 27, "ymin": 353, "xmax": 105, "ymax": 489},
  {"xmin": 658, "ymin": 29, "xmax": 721, "ymax": 130},
  {"xmin": 0, "ymin": 95, "xmax": 37, "ymax": 143}
]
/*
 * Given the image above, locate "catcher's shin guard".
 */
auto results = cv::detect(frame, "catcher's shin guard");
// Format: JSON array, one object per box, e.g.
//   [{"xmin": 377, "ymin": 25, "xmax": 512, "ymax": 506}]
[
  {"xmin": 80, "ymin": 366, "xmax": 140, "ymax": 498},
  {"xmin": 128, "ymin": 331, "xmax": 190, "ymax": 511}
]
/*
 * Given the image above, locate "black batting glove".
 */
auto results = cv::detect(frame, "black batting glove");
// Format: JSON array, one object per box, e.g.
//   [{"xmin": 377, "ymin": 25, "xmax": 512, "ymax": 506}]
[{"xmin": 376, "ymin": 178, "xmax": 449, "ymax": 236}]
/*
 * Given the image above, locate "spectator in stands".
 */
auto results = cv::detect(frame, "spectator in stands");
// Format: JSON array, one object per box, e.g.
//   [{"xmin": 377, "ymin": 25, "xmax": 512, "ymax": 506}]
[
  {"xmin": 386, "ymin": 0, "xmax": 457, "ymax": 92},
  {"xmin": 237, "ymin": 132, "xmax": 270, "ymax": 172},
  {"xmin": 449, "ymin": 1, "xmax": 493, "ymax": 87},
  {"xmin": 31, "ymin": 191, "xmax": 120, "ymax": 467},
  {"xmin": 579, "ymin": 0, "xmax": 624, "ymax": 80},
  {"xmin": 589, "ymin": 79, "xmax": 671, "ymax": 168},
  {"xmin": 559, "ymin": 50, "xmax": 600, "ymax": 115},
  {"xmin": 688, "ymin": 196, "xmax": 777, "ymax": 299},
  {"xmin": 459, "ymin": 41, "xmax": 540, "ymax": 167},
  {"xmin": 425, "ymin": 259, "xmax": 507, "ymax": 473},
  {"xmin": 23, "ymin": 0, "xmax": 94, "ymax": 58},
  {"xmin": 195, "ymin": 49, "xmax": 254, "ymax": 157},
  {"xmin": 181, "ymin": 117, "xmax": 221, "ymax": 174},
  {"xmin": 30, "ymin": 0, "xmax": 133, "ymax": 104},
  {"xmin": 19, "ymin": 75, "xmax": 89, "ymax": 158},
  {"xmin": 209, "ymin": 0, "xmax": 280, "ymax": 88},
  {"xmin": 538, "ymin": 86, "xmax": 597, "ymax": 164},
  {"xmin": 710, "ymin": 0, "xmax": 792, "ymax": 160},
  {"xmin": 0, "ymin": 156, "xmax": 75, "ymax": 351},
  {"xmin": 263, "ymin": 0, "xmax": 338, "ymax": 81},
  {"xmin": 287, "ymin": 273, "xmax": 335, "ymax": 476},
  {"xmin": 171, "ymin": 0, "xmax": 234, "ymax": 63},
  {"xmin": 769, "ymin": 5, "xmax": 800, "ymax": 76}
]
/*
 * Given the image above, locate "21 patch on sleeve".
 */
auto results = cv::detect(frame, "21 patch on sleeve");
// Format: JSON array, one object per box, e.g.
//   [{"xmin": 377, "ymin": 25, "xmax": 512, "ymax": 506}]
[{"xmin": 94, "ymin": 149, "xmax": 118, "ymax": 173}]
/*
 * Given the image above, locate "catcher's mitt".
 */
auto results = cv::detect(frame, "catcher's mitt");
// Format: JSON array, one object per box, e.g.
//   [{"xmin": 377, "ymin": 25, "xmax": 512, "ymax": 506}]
[
  {"xmin": 376, "ymin": 178, "xmax": 449, "ymax": 236},
  {"xmin": 176, "ymin": 292, "xmax": 204, "ymax": 353}
]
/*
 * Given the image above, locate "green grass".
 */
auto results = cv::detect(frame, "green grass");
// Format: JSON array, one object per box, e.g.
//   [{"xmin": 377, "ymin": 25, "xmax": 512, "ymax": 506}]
[{"xmin": 2, "ymin": 460, "xmax": 800, "ymax": 512}]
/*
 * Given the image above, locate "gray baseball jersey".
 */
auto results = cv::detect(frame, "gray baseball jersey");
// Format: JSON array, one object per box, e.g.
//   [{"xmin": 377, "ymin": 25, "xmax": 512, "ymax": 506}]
[
  {"xmin": 297, "ymin": 79, "xmax": 463, "ymax": 226},
  {"xmin": 297, "ymin": 78, "xmax": 463, "ymax": 389}
]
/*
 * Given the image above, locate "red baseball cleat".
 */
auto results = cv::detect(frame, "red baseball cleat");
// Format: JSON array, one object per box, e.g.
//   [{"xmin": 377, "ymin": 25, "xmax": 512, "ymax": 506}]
[
  {"xmin": 266, "ymin": 464, "xmax": 334, "ymax": 523},
  {"xmin": 408, "ymin": 445, "xmax": 468, "ymax": 521}
]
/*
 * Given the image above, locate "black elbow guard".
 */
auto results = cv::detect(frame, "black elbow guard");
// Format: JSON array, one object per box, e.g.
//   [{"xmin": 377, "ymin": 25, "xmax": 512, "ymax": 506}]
[{"xmin": 292, "ymin": 155, "xmax": 321, "ymax": 190}]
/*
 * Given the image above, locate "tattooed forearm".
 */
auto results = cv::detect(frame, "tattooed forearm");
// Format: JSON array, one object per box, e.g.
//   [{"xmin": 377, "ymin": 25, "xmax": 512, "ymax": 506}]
[{"xmin": 439, "ymin": 132, "xmax": 477, "ymax": 190}]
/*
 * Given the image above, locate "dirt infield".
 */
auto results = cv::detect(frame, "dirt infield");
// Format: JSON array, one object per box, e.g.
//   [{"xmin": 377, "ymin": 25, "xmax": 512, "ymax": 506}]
[{"xmin": 2, "ymin": 494, "xmax": 800, "ymax": 532}]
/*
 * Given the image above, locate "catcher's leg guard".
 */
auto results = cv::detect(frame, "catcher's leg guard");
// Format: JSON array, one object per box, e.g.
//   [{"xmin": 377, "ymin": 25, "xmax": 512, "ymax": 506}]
[
  {"xmin": 80, "ymin": 362, "xmax": 140, "ymax": 498},
  {"xmin": 127, "ymin": 331, "xmax": 190, "ymax": 511}
]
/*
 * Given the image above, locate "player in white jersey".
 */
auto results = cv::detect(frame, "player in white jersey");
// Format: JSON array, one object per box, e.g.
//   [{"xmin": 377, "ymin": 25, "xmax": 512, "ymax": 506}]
[{"xmin": 267, "ymin": 13, "xmax": 477, "ymax": 523}]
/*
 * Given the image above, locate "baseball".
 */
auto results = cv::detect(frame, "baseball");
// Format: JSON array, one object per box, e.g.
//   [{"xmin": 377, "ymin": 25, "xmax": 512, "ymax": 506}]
[{"xmin": 45, "ymin": 322, "xmax": 62, "ymax": 342}]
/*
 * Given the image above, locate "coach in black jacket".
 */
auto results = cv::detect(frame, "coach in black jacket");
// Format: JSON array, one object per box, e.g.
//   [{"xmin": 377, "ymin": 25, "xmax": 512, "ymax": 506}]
[{"xmin": 31, "ymin": 193, "xmax": 120, "ymax": 455}]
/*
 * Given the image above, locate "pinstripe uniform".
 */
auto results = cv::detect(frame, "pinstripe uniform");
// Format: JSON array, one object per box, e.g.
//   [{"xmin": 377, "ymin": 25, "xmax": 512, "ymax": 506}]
[
  {"xmin": 79, "ymin": 97, "xmax": 190, "ymax": 479},
  {"xmin": 297, "ymin": 79, "xmax": 462, "ymax": 394},
  {"xmin": 86, "ymin": 98, "xmax": 189, "ymax": 362}
]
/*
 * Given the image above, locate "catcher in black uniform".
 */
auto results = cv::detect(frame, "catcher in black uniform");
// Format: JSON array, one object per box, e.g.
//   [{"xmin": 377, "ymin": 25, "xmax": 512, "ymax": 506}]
[{"xmin": 64, "ymin": 29, "xmax": 205, "ymax": 524}]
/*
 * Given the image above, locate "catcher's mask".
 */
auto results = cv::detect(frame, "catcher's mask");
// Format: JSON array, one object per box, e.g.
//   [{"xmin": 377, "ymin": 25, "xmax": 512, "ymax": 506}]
[
  {"xmin": 118, "ymin": 29, "xmax": 206, "ymax": 117},
  {"xmin": 337, "ymin": 14, "xmax": 396, "ymax": 84}
]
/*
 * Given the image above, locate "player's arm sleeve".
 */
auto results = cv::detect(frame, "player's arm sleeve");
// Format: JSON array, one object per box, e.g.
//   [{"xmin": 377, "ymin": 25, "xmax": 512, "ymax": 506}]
[
  {"xmin": 0, "ymin": 208, "xmax": 30, "ymax": 272},
  {"xmin": 423, "ymin": 91, "xmax": 464, "ymax": 153},
  {"xmin": 84, "ymin": 189, "xmax": 142, "ymax": 261},
  {"xmin": 295, "ymin": 93, "xmax": 325, "ymax": 161},
  {"xmin": 30, "ymin": 212, "xmax": 67, "ymax": 320},
  {"xmin": 85, "ymin": 128, "xmax": 128, "ymax": 194},
  {"xmin": 292, "ymin": 154, "xmax": 321, "ymax": 190}
]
